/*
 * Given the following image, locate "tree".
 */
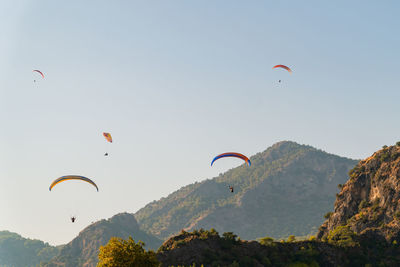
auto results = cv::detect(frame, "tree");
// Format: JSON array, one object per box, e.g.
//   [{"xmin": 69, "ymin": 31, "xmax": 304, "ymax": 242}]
[
  {"xmin": 258, "ymin": 236, "xmax": 274, "ymax": 246},
  {"xmin": 97, "ymin": 237, "xmax": 159, "ymax": 267},
  {"xmin": 287, "ymin": 235, "xmax": 296, "ymax": 242},
  {"xmin": 222, "ymin": 232, "xmax": 238, "ymax": 242}
]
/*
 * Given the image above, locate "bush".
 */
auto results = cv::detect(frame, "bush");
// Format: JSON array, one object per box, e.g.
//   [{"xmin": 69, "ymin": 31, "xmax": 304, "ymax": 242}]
[
  {"xmin": 222, "ymin": 232, "xmax": 238, "ymax": 242},
  {"xmin": 382, "ymin": 145, "xmax": 388, "ymax": 149},
  {"xmin": 358, "ymin": 200, "xmax": 369, "ymax": 210},
  {"xmin": 287, "ymin": 235, "xmax": 296, "ymax": 242},
  {"xmin": 258, "ymin": 236, "xmax": 274, "ymax": 246},
  {"xmin": 327, "ymin": 226, "xmax": 359, "ymax": 247},
  {"xmin": 324, "ymin": 212, "xmax": 333, "ymax": 219},
  {"xmin": 380, "ymin": 151, "xmax": 390, "ymax": 162},
  {"xmin": 98, "ymin": 237, "xmax": 159, "ymax": 267},
  {"xmin": 396, "ymin": 141, "xmax": 400, "ymax": 147}
]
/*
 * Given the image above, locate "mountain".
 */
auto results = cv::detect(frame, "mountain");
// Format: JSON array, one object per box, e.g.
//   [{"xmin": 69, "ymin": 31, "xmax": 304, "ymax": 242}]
[
  {"xmin": 155, "ymin": 143, "xmax": 400, "ymax": 266},
  {"xmin": 44, "ymin": 213, "xmax": 162, "ymax": 267},
  {"xmin": 135, "ymin": 141, "xmax": 358, "ymax": 241},
  {"xmin": 0, "ymin": 231, "xmax": 61, "ymax": 267},
  {"xmin": 318, "ymin": 143, "xmax": 400, "ymax": 243}
]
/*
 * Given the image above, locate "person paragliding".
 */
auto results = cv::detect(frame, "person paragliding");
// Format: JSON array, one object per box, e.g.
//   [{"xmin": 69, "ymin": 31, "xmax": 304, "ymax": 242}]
[
  {"xmin": 71, "ymin": 216, "xmax": 76, "ymax": 223},
  {"xmin": 229, "ymin": 186, "xmax": 234, "ymax": 193},
  {"xmin": 103, "ymin": 132, "xmax": 112, "ymax": 156},
  {"xmin": 273, "ymin": 65, "xmax": 292, "ymax": 83},
  {"xmin": 33, "ymin": 70, "xmax": 44, "ymax": 83}
]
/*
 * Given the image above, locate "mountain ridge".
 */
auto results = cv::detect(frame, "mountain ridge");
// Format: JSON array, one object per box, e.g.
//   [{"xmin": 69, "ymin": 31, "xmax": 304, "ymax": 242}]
[
  {"xmin": 135, "ymin": 141, "xmax": 358, "ymax": 240},
  {"xmin": 45, "ymin": 213, "xmax": 162, "ymax": 267}
]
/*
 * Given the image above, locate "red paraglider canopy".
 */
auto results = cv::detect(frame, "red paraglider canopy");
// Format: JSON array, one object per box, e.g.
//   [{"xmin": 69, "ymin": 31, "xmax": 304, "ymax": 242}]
[
  {"xmin": 33, "ymin": 70, "xmax": 45, "ymax": 78},
  {"xmin": 272, "ymin": 65, "xmax": 292, "ymax": 73}
]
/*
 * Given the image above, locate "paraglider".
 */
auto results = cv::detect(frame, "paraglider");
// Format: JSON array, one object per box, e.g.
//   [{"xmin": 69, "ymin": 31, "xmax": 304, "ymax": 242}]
[
  {"xmin": 211, "ymin": 152, "xmax": 251, "ymax": 166},
  {"xmin": 229, "ymin": 186, "xmax": 234, "ymax": 193},
  {"xmin": 272, "ymin": 65, "xmax": 292, "ymax": 73},
  {"xmin": 273, "ymin": 65, "xmax": 292, "ymax": 83},
  {"xmin": 71, "ymin": 216, "xmax": 76, "ymax": 223},
  {"xmin": 103, "ymin": 132, "xmax": 112, "ymax": 156},
  {"xmin": 103, "ymin": 132, "xmax": 112, "ymax": 143},
  {"xmin": 33, "ymin": 70, "xmax": 44, "ymax": 82},
  {"xmin": 49, "ymin": 175, "xmax": 99, "ymax": 191}
]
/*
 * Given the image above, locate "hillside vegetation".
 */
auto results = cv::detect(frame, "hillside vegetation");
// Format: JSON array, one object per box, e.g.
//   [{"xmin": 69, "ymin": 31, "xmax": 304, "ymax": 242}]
[
  {"xmin": 98, "ymin": 143, "xmax": 400, "ymax": 266},
  {"xmin": 44, "ymin": 213, "xmax": 162, "ymax": 267},
  {"xmin": 0, "ymin": 231, "xmax": 61, "ymax": 267},
  {"xmin": 135, "ymin": 141, "xmax": 358, "ymax": 240}
]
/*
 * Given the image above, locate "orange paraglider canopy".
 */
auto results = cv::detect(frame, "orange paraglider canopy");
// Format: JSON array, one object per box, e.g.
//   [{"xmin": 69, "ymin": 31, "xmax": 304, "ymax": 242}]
[{"xmin": 103, "ymin": 132, "xmax": 112, "ymax": 143}]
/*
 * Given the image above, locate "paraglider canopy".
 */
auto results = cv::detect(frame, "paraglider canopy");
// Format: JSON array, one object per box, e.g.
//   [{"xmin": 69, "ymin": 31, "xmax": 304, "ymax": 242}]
[
  {"xmin": 272, "ymin": 65, "xmax": 292, "ymax": 73},
  {"xmin": 49, "ymin": 175, "xmax": 99, "ymax": 191},
  {"xmin": 33, "ymin": 70, "xmax": 45, "ymax": 79},
  {"xmin": 103, "ymin": 132, "xmax": 112, "ymax": 143},
  {"xmin": 211, "ymin": 152, "xmax": 251, "ymax": 166}
]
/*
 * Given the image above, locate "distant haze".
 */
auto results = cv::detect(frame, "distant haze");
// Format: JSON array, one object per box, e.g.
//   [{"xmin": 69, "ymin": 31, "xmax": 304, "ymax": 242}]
[{"xmin": 1, "ymin": 1, "xmax": 399, "ymax": 245}]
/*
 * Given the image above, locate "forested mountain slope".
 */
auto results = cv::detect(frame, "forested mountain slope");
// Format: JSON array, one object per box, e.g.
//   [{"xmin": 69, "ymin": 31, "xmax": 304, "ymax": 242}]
[{"xmin": 136, "ymin": 141, "xmax": 358, "ymax": 240}]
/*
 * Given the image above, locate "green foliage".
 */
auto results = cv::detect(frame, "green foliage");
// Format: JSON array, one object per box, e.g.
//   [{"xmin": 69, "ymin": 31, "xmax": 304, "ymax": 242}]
[
  {"xmin": 396, "ymin": 141, "xmax": 400, "ymax": 147},
  {"xmin": 371, "ymin": 198, "xmax": 381, "ymax": 212},
  {"xmin": 258, "ymin": 236, "xmax": 274, "ymax": 246},
  {"xmin": 380, "ymin": 151, "xmax": 390, "ymax": 162},
  {"xmin": 222, "ymin": 232, "xmax": 238, "ymax": 242},
  {"xmin": 135, "ymin": 141, "xmax": 358, "ymax": 242},
  {"xmin": 337, "ymin": 184, "xmax": 343, "ymax": 189},
  {"xmin": 348, "ymin": 164, "xmax": 364, "ymax": 180},
  {"xmin": 324, "ymin": 212, "xmax": 333, "ymax": 219},
  {"xmin": 97, "ymin": 236, "xmax": 159, "ymax": 267},
  {"xmin": 287, "ymin": 262, "xmax": 319, "ymax": 267},
  {"xmin": 359, "ymin": 199, "xmax": 370, "ymax": 210},
  {"xmin": 0, "ymin": 230, "xmax": 61, "ymax": 267},
  {"xmin": 327, "ymin": 226, "xmax": 359, "ymax": 247},
  {"xmin": 382, "ymin": 145, "xmax": 388, "ymax": 149},
  {"xmin": 287, "ymin": 235, "xmax": 296, "ymax": 242},
  {"xmin": 394, "ymin": 211, "xmax": 400, "ymax": 220}
]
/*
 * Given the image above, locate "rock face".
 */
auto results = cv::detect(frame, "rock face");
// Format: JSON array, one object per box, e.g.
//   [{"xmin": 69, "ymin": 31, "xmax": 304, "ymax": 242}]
[
  {"xmin": 136, "ymin": 141, "xmax": 358, "ymax": 240},
  {"xmin": 45, "ymin": 213, "xmax": 162, "ymax": 267},
  {"xmin": 318, "ymin": 144, "xmax": 400, "ymax": 242}
]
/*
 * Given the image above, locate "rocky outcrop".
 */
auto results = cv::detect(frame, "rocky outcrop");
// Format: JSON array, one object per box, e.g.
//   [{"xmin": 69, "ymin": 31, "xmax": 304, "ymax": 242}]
[{"xmin": 318, "ymin": 143, "xmax": 400, "ymax": 242}]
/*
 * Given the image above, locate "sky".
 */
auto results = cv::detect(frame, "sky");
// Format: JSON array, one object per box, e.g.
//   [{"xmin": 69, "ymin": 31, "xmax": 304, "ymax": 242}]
[{"xmin": 1, "ymin": 1, "xmax": 399, "ymax": 245}]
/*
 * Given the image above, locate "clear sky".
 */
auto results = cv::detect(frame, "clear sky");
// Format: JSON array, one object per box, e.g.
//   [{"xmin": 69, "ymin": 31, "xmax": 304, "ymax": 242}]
[{"xmin": 1, "ymin": 1, "xmax": 399, "ymax": 245}]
